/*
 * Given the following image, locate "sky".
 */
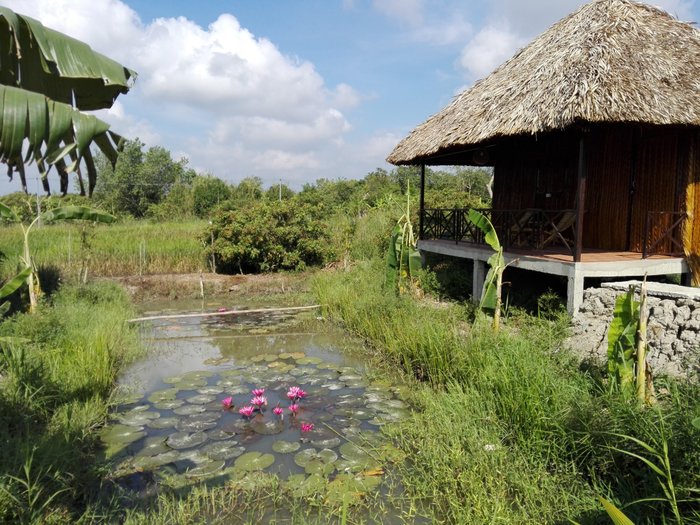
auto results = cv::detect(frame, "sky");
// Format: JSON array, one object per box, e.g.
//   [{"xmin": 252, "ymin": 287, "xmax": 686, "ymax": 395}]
[{"xmin": 1, "ymin": 0, "xmax": 698, "ymax": 195}]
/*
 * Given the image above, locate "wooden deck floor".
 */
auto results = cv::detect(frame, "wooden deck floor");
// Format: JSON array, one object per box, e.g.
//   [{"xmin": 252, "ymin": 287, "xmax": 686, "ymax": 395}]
[{"xmin": 503, "ymin": 246, "xmax": 679, "ymax": 263}]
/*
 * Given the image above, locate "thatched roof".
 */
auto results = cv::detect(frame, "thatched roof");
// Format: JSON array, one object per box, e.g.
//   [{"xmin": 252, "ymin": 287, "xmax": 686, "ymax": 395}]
[{"xmin": 388, "ymin": 0, "xmax": 700, "ymax": 165}]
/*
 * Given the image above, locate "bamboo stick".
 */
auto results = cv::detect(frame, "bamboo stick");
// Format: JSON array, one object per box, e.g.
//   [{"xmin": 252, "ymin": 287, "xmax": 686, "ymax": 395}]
[{"xmin": 127, "ymin": 304, "xmax": 322, "ymax": 323}]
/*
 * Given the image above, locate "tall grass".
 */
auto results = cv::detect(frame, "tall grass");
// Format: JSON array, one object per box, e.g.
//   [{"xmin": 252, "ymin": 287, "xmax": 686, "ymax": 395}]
[
  {"xmin": 0, "ymin": 282, "xmax": 142, "ymax": 523},
  {"xmin": 313, "ymin": 260, "xmax": 700, "ymax": 524},
  {"xmin": 0, "ymin": 220, "xmax": 207, "ymax": 280}
]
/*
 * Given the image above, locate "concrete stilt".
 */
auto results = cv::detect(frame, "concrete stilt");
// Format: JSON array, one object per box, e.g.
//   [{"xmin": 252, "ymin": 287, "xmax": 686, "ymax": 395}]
[
  {"xmin": 473, "ymin": 259, "xmax": 487, "ymax": 304},
  {"xmin": 567, "ymin": 270, "xmax": 584, "ymax": 315}
]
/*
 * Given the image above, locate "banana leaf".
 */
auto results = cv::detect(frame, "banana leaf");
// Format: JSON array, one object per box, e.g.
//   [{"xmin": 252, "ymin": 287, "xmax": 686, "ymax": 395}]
[
  {"xmin": 468, "ymin": 209, "xmax": 499, "ymax": 251},
  {"xmin": 40, "ymin": 206, "xmax": 115, "ymax": 224},
  {"xmin": 608, "ymin": 290, "xmax": 639, "ymax": 395},
  {"xmin": 0, "ymin": 201, "xmax": 19, "ymax": 222},
  {"xmin": 0, "ymin": 7, "xmax": 135, "ymax": 110},
  {"xmin": 0, "ymin": 266, "xmax": 32, "ymax": 300}
]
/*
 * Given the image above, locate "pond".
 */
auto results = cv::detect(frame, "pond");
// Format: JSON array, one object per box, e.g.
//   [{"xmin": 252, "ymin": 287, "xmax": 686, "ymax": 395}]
[{"xmin": 102, "ymin": 298, "xmax": 416, "ymax": 516}]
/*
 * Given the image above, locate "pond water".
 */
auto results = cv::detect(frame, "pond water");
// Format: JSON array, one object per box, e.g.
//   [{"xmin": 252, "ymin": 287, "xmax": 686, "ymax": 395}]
[{"xmin": 103, "ymin": 298, "xmax": 413, "ymax": 510}]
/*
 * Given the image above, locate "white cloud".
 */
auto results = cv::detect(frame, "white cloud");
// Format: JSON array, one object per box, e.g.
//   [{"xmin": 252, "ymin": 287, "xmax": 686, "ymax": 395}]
[
  {"xmin": 459, "ymin": 25, "xmax": 526, "ymax": 80},
  {"xmin": 652, "ymin": 0, "xmax": 695, "ymax": 19}
]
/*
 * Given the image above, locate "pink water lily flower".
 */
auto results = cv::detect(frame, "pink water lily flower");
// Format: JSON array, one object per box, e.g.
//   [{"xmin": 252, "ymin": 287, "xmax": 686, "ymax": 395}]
[
  {"xmin": 251, "ymin": 396, "xmax": 268, "ymax": 409},
  {"xmin": 288, "ymin": 403, "xmax": 299, "ymax": 416},
  {"xmin": 221, "ymin": 396, "xmax": 233, "ymax": 409},
  {"xmin": 300, "ymin": 422, "xmax": 314, "ymax": 433},
  {"xmin": 239, "ymin": 405, "xmax": 255, "ymax": 418},
  {"xmin": 273, "ymin": 406, "xmax": 284, "ymax": 417},
  {"xmin": 286, "ymin": 386, "xmax": 307, "ymax": 401},
  {"xmin": 251, "ymin": 388, "xmax": 265, "ymax": 397}
]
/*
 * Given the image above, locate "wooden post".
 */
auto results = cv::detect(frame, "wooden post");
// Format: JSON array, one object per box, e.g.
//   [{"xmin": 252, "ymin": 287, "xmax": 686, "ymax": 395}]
[
  {"xmin": 419, "ymin": 164, "xmax": 426, "ymax": 239},
  {"xmin": 574, "ymin": 133, "xmax": 588, "ymax": 262}
]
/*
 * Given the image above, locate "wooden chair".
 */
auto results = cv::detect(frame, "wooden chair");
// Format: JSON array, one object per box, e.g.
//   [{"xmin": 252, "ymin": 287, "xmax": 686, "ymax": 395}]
[{"xmin": 540, "ymin": 210, "xmax": 576, "ymax": 250}]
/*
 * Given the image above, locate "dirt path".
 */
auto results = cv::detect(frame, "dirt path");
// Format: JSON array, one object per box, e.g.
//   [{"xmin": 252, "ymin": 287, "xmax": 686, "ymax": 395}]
[{"xmin": 106, "ymin": 272, "xmax": 311, "ymax": 303}]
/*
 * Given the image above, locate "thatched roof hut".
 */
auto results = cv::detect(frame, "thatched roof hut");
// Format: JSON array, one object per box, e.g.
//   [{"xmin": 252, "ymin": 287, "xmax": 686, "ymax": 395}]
[{"xmin": 388, "ymin": 0, "xmax": 700, "ymax": 165}]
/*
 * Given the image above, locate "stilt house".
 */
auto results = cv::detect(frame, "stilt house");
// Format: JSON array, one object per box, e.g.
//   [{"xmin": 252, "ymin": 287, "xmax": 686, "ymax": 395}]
[{"xmin": 388, "ymin": 0, "xmax": 700, "ymax": 313}]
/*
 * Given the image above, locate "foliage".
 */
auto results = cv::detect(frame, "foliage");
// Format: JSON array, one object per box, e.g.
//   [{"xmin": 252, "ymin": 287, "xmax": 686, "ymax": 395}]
[
  {"xmin": 93, "ymin": 140, "xmax": 197, "ymax": 217},
  {"xmin": 0, "ymin": 6, "xmax": 134, "ymax": 194},
  {"xmin": 206, "ymin": 199, "xmax": 333, "ymax": 273},
  {"xmin": 608, "ymin": 283, "xmax": 654, "ymax": 404},
  {"xmin": 0, "ymin": 192, "xmax": 94, "ymax": 223},
  {"xmin": 386, "ymin": 185, "xmax": 421, "ymax": 294},
  {"xmin": 0, "ymin": 201, "xmax": 114, "ymax": 312},
  {"xmin": 0, "ymin": 281, "xmax": 141, "ymax": 523},
  {"xmin": 314, "ymin": 260, "xmax": 700, "ymax": 524},
  {"xmin": 192, "ymin": 174, "xmax": 232, "ymax": 217},
  {"xmin": 468, "ymin": 209, "xmax": 506, "ymax": 330}
]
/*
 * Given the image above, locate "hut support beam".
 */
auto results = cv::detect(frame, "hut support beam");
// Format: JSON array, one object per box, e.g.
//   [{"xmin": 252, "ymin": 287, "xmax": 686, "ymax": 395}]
[
  {"xmin": 473, "ymin": 259, "xmax": 486, "ymax": 304},
  {"xmin": 574, "ymin": 134, "xmax": 587, "ymax": 262},
  {"xmin": 419, "ymin": 164, "xmax": 425, "ymax": 239}
]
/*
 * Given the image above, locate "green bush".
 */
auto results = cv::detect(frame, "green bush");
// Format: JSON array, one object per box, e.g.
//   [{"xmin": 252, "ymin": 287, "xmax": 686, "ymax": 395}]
[{"xmin": 206, "ymin": 199, "xmax": 333, "ymax": 273}]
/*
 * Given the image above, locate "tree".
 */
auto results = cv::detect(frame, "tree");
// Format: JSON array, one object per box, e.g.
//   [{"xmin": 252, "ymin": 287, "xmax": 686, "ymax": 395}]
[
  {"xmin": 0, "ymin": 7, "xmax": 135, "ymax": 195},
  {"xmin": 192, "ymin": 175, "xmax": 231, "ymax": 217},
  {"xmin": 93, "ymin": 140, "xmax": 195, "ymax": 217}
]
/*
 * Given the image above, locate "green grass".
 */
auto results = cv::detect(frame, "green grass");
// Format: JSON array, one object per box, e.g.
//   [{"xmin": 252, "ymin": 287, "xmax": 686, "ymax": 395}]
[
  {"xmin": 313, "ymin": 260, "xmax": 700, "ymax": 524},
  {"xmin": 0, "ymin": 282, "xmax": 142, "ymax": 523},
  {"xmin": 0, "ymin": 220, "xmax": 208, "ymax": 280}
]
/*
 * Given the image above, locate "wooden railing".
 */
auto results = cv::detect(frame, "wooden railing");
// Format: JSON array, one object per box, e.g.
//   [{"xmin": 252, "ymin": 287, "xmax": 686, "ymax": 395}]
[
  {"xmin": 643, "ymin": 211, "xmax": 686, "ymax": 258},
  {"xmin": 421, "ymin": 208, "xmax": 577, "ymax": 255}
]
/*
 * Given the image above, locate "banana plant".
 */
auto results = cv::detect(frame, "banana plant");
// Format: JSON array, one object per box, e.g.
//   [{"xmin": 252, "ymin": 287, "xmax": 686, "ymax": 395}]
[
  {"xmin": 0, "ymin": 201, "xmax": 114, "ymax": 313},
  {"xmin": 607, "ymin": 278, "xmax": 654, "ymax": 404},
  {"xmin": 386, "ymin": 182, "xmax": 421, "ymax": 295},
  {"xmin": 467, "ymin": 209, "xmax": 506, "ymax": 331},
  {"xmin": 0, "ymin": 6, "xmax": 135, "ymax": 194}
]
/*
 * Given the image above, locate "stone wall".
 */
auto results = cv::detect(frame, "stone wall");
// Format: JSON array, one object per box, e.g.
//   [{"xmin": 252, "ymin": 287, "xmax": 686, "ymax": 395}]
[{"xmin": 568, "ymin": 281, "xmax": 700, "ymax": 378}]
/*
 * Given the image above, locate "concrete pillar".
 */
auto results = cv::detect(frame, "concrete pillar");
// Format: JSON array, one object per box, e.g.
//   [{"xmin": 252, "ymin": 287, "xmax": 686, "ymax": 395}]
[
  {"xmin": 567, "ymin": 269, "xmax": 584, "ymax": 315},
  {"xmin": 473, "ymin": 259, "xmax": 486, "ymax": 304}
]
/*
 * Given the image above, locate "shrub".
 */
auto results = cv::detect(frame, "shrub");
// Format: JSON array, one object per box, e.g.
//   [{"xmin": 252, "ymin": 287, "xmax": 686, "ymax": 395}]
[{"xmin": 206, "ymin": 199, "xmax": 333, "ymax": 273}]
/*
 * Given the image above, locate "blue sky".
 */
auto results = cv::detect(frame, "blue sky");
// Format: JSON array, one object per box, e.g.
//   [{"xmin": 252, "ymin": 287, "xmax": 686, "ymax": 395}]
[{"xmin": 1, "ymin": 0, "xmax": 698, "ymax": 195}]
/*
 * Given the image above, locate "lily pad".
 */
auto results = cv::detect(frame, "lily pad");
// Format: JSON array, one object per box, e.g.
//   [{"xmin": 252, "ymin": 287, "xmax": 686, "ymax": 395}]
[
  {"xmin": 147, "ymin": 417, "xmax": 179, "ymax": 430},
  {"xmin": 272, "ymin": 440, "xmax": 301, "ymax": 454},
  {"xmin": 166, "ymin": 431, "xmax": 208, "ymax": 450},
  {"xmin": 233, "ymin": 451, "xmax": 275, "ymax": 472},
  {"xmin": 153, "ymin": 399, "xmax": 184, "ymax": 410},
  {"xmin": 186, "ymin": 394, "xmax": 215, "ymax": 405},
  {"xmin": 119, "ymin": 410, "xmax": 161, "ymax": 427},
  {"xmin": 173, "ymin": 404, "xmax": 206, "ymax": 416},
  {"xmin": 186, "ymin": 459, "xmax": 226, "ymax": 478},
  {"xmin": 285, "ymin": 473, "xmax": 326, "ymax": 498},
  {"xmin": 311, "ymin": 437, "xmax": 342, "ymax": 449},
  {"xmin": 147, "ymin": 388, "xmax": 179, "ymax": 403},
  {"xmin": 135, "ymin": 437, "xmax": 170, "ymax": 457},
  {"xmin": 337, "ymin": 442, "xmax": 379, "ymax": 473},
  {"xmin": 325, "ymin": 472, "xmax": 383, "ymax": 506},
  {"xmin": 132, "ymin": 450, "xmax": 180, "ymax": 470},
  {"xmin": 198, "ymin": 386, "xmax": 224, "ymax": 395},
  {"xmin": 100, "ymin": 424, "xmax": 145, "ymax": 445},
  {"xmin": 202, "ymin": 440, "xmax": 244, "ymax": 460},
  {"xmin": 176, "ymin": 414, "xmax": 219, "ymax": 432},
  {"xmin": 207, "ymin": 428, "xmax": 236, "ymax": 441},
  {"xmin": 249, "ymin": 418, "xmax": 285, "ymax": 435},
  {"xmin": 294, "ymin": 448, "xmax": 338, "ymax": 475}
]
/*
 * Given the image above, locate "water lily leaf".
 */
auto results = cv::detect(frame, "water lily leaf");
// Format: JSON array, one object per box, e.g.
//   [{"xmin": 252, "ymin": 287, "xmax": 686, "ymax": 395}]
[
  {"xmin": 294, "ymin": 448, "xmax": 338, "ymax": 475},
  {"xmin": 176, "ymin": 415, "xmax": 219, "ymax": 432},
  {"xmin": 132, "ymin": 450, "xmax": 180, "ymax": 470},
  {"xmin": 186, "ymin": 394, "xmax": 216, "ymax": 405},
  {"xmin": 311, "ymin": 437, "xmax": 342, "ymax": 449},
  {"xmin": 135, "ymin": 437, "xmax": 170, "ymax": 458},
  {"xmin": 272, "ymin": 440, "xmax": 301, "ymax": 454},
  {"xmin": 119, "ymin": 410, "xmax": 160, "ymax": 426},
  {"xmin": 166, "ymin": 431, "xmax": 208, "ymax": 450},
  {"xmin": 207, "ymin": 428, "xmax": 236, "ymax": 441},
  {"xmin": 233, "ymin": 451, "xmax": 275, "ymax": 472},
  {"xmin": 153, "ymin": 399, "xmax": 184, "ymax": 410},
  {"xmin": 249, "ymin": 418, "xmax": 285, "ymax": 435},
  {"xmin": 100, "ymin": 424, "xmax": 145, "ymax": 445},
  {"xmin": 186, "ymin": 459, "xmax": 225, "ymax": 478},
  {"xmin": 173, "ymin": 404, "xmax": 206, "ymax": 416},
  {"xmin": 202, "ymin": 440, "xmax": 244, "ymax": 461},
  {"xmin": 147, "ymin": 388, "xmax": 179, "ymax": 403},
  {"xmin": 198, "ymin": 386, "xmax": 224, "ymax": 395},
  {"xmin": 285, "ymin": 473, "xmax": 326, "ymax": 498},
  {"xmin": 147, "ymin": 417, "xmax": 179, "ymax": 430},
  {"xmin": 325, "ymin": 472, "xmax": 383, "ymax": 506}
]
